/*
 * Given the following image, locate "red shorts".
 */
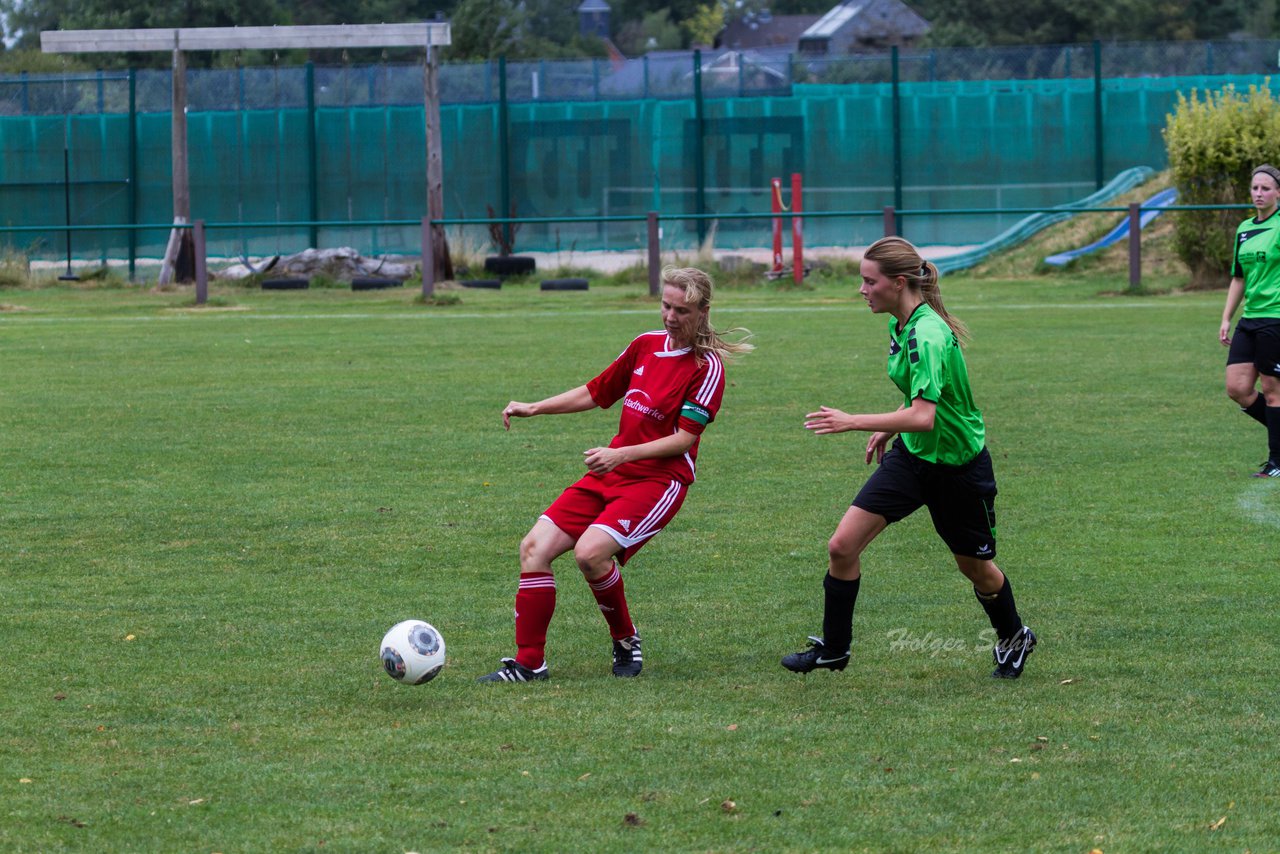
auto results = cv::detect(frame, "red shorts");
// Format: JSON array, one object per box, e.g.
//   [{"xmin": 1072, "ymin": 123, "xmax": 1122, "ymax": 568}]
[{"xmin": 541, "ymin": 471, "xmax": 688, "ymax": 565}]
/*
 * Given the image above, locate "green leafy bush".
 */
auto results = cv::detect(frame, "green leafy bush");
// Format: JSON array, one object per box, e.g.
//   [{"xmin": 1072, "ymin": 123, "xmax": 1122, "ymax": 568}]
[{"xmin": 1164, "ymin": 82, "xmax": 1280, "ymax": 288}]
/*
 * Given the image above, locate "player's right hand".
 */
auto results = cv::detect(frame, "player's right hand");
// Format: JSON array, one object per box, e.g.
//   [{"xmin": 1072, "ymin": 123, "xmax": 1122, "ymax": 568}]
[{"xmin": 502, "ymin": 401, "xmax": 533, "ymax": 430}]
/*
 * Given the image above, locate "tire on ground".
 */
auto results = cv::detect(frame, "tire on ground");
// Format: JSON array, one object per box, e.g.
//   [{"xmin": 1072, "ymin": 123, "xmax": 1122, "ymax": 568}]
[
  {"xmin": 351, "ymin": 277, "xmax": 400, "ymax": 291},
  {"xmin": 484, "ymin": 256, "xmax": 536, "ymax": 276},
  {"xmin": 540, "ymin": 278, "xmax": 589, "ymax": 291}
]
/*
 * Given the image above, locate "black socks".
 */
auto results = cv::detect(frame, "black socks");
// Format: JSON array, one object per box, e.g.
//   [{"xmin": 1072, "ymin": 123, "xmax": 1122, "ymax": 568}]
[
  {"xmin": 822, "ymin": 573, "xmax": 860, "ymax": 654},
  {"xmin": 974, "ymin": 575, "xmax": 1023, "ymax": 641}
]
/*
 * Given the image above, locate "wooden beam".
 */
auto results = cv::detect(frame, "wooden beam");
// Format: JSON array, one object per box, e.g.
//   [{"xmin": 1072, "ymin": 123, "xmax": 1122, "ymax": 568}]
[{"xmin": 41, "ymin": 23, "xmax": 451, "ymax": 54}]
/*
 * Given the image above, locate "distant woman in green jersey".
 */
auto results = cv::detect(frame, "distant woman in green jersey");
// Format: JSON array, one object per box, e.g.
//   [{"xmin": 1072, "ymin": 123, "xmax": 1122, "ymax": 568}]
[
  {"xmin": 1221, "ymin": 163, "xmax": 1280, "ymax": 478},
  {"xmin": 781, "ymin": 236, "xmax": 1036, "ymax": 680}
]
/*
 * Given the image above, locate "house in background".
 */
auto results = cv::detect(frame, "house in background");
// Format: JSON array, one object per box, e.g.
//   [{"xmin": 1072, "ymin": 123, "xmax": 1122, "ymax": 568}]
[
  {"xmin": 717, "ymin": 0, "xmax": 930, "ymax": 54},
  {"xmin": 719, "ymin": 12, "xmax": 823, "ymax": 51},
  {"xmin": 799, "ymin": 0, "xmax": 929, "ymax": 54}
]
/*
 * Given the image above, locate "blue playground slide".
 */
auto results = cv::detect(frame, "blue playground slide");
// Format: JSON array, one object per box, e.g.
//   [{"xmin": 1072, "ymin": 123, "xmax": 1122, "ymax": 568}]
[
  {"xmin": 1042, "ymin": 187, "xmax": 1178, "ymax": 266},
  {"xmin": 934, "ymin": 166, "xmax": 1155, "ymax": 276}
]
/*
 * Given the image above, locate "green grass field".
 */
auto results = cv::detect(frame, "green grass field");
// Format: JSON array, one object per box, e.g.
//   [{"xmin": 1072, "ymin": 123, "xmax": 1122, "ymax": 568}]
[{"xmin": 2, "ymin": 274, "xmax": 1277, "ymax": 852}]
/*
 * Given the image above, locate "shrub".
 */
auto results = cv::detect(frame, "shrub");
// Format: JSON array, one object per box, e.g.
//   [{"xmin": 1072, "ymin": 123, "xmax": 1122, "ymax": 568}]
[{"xmin": 1164, "ymin": 82, "xmax": 1280, "ymax": 288}]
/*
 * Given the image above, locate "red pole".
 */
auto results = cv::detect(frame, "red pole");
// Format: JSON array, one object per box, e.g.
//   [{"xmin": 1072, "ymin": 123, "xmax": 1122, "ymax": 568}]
[
  {"xmin": 770, "ymin": 177, "xmax": 783, "ymax": 273},
  {"xmin": 791, "ymin": 172, "xmax": 803, "ymax": 285}
]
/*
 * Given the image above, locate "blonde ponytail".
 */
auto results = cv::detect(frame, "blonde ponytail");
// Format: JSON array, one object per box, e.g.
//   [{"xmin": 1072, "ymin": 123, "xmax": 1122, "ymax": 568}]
[{"xmin": 863, "ymin": 237, "xmax": 968, "ymax": 344}]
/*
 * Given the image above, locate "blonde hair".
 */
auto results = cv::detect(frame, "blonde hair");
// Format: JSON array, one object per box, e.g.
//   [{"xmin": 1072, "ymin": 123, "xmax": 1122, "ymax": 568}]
[
  {"xmin": 661, "ymin": 266, "xmax": 754, "ymax": 364},
  {"xmin": 863, "ymin": 236, "xmax": 969, "ymax": 343}
]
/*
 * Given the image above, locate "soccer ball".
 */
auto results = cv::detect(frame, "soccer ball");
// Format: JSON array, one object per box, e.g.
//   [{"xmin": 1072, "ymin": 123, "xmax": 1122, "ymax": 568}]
[{"xmin": 380, "ymin": 620, "xmax": 446, "ymax": 684}]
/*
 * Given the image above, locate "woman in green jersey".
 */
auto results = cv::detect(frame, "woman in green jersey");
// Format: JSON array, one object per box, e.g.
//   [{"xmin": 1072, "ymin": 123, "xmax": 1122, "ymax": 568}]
[
  {"xmin": 781, "ymin": 236, "xmax": 1036, "ymax": 680},
  {"xmin": 1221, "ymin": 163, "xmax": 1280, "ymax": 478}
]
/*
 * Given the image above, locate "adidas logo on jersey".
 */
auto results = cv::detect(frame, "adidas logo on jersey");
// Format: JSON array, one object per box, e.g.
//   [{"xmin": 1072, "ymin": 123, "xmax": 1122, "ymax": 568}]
[
  {"xmin": 618, "ymin": 519, "xmax": 632, "ymax": 532},
  {"xmin": 633, "ymin": 365, "xmax": 645, "ymax": 375}
]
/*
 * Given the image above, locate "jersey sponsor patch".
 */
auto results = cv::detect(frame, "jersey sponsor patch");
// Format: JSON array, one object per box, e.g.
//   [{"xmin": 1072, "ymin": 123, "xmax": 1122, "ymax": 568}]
[{"xmin": 623, "ymin": 389, "xmax": 667, "ymax": 421}]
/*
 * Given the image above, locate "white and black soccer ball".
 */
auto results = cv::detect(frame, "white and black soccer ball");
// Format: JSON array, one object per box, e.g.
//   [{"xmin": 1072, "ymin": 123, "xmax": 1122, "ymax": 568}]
[{"xmin": 380, "ymin": 620, "xmax": 446, "ymax": 684}]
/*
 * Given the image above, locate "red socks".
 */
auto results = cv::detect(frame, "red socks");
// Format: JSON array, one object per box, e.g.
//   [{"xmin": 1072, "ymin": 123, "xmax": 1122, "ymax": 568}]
[
  {"xmin": 514, "ymin": 572, "xmax": 556, "ymax": 669},
  {"xmin": 588, "ymin": 563, "xmax": 636, "ymax": 640},
  {"xmin": 513, "ymin": 565, "xmax": 635, "ymax": 668}
]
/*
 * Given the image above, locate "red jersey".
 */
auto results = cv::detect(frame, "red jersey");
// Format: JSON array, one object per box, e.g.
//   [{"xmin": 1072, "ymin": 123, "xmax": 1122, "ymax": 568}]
[{"xmin": 585, "ymin": 331, "xmax": 725, "ymax": 485}]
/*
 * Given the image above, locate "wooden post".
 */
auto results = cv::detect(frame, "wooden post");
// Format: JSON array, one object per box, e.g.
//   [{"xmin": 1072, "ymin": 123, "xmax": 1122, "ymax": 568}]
[
  {"xmin": 193, "ymin": 219, "xmax": 207, "ymax": 305},
  {"xmin": 1128, "ymin": 202, "xmax": 1141, "ymax": 291},
  {"xmin": 424, "ymin": 38, "xmax": 448, "ymax": 283},
  {"xmin": 883, "ymin": 205, "xmax": 896, "ymax": 238},
  {"xmin": 160, "ymin": 41, "xmax": 193, "ymax": 285},
  {"xmin": 422, "ymin": 216, "xmax": 435, "ymax": 298}
]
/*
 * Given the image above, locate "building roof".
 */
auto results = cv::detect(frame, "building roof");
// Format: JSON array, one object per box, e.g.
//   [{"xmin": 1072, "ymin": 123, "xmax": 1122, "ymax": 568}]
[
  {"xmin": 719, "ymin": 14, "xmax": 821, "ymax": 50},
  {"xmin": 801, "ymin": 0, "xmax": 929, "ymax": 44}
]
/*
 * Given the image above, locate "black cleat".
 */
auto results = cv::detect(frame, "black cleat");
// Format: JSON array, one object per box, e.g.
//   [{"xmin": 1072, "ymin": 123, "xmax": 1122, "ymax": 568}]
[
  {"xmin": 781, "ymin": 636, "xmax": 850, "ymax": 673},
  {"xmin": 991, "ymin": 626, "xmax": 1036, "ymax": 679},
  {"xmin": 612, "ymin": 634, "xmax": 643, "ymax": 677},
  {"xmin": 1253, "ymin": 460, "xmax": 1280, "ymax": 478},
  {"xmin": 477, "ymin": 657, "xmax": 549, "ymax": 683}
]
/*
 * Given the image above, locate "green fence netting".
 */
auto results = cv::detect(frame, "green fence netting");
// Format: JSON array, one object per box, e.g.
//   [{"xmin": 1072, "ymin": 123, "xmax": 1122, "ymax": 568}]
[{"xmin": 0, "ymin": 46, "xmax": 1275, "ymax": 264}]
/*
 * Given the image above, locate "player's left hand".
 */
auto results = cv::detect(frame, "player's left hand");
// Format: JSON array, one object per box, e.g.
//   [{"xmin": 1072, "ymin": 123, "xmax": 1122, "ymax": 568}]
[
  {"xmin": 804, "ymin": 406, "xmax": 857, "ymax": 435},
  {"xmin": 583, "ymin": 446, "xmax": 626, "ymax": 473}
]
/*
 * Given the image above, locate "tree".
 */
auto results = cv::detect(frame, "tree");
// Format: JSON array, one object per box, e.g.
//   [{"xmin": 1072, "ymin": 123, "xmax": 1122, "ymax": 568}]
[
  {"xmin": 448, "ymin": 0, "xmax": 524, "ymax": 60},
  {"xmin": 683, "ymin": 2, "xmax": 724, "ymax": 46},
  {"xmin": 615, "ymin": 9, "xmax": 683, "ymax": 54},
  {"xmin": 914, "ymin": 0, "xmax": 1244, "ymax": 44}
]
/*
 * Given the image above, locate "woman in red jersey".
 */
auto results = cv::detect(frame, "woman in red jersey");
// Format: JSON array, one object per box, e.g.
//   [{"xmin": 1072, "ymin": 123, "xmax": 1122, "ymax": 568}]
[{"xmin": 479, "ymin": 267, "xmax": 751, "ymax": 682}]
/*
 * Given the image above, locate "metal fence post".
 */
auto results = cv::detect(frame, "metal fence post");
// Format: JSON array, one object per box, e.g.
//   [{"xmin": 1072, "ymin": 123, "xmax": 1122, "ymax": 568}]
[
  {"xmin": 891, "ymin": 46, "xmax": 903, "ymax": 217},
  {"xmin": 647, "ymin": 211, "xmax": 661, "ymax": 296},
  {"xmin": 498, "ymin": 56, "xmax": 512, "ymax": 255},
  {"xmin": 1093, "ymin": 41, "xmax": 1104, "ymax": 191},
  {"xmin": 693, "ymin": 50, "xmax": 706, "ymax": 247},
  {"xmin": 128, "ymin": 68, "xmax": 137, "ymax": 281},
  {"xmin": 306, "ymin": 61, "xmax": 319, "ymax": 250}
]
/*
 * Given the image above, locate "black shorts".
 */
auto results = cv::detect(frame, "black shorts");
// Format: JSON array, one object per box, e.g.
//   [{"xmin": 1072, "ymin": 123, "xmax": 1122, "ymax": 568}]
[
  {"xmin": 1227, "ymin": 317, "xmax": 1280, "ymax": 377},
  {"xmin": 852, "ymin": 438, "xmax": 998, "ymax": 560}
]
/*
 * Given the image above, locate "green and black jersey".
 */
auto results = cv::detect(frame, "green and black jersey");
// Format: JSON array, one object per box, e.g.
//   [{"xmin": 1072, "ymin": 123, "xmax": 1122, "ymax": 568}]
[
  {"xmin": 886, "ymin": 303, "xmax": 985, "ymax": 466},
  {"xmin": 1232, "ymin": 210, "xmax": 1280, "ymax": 318}
]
